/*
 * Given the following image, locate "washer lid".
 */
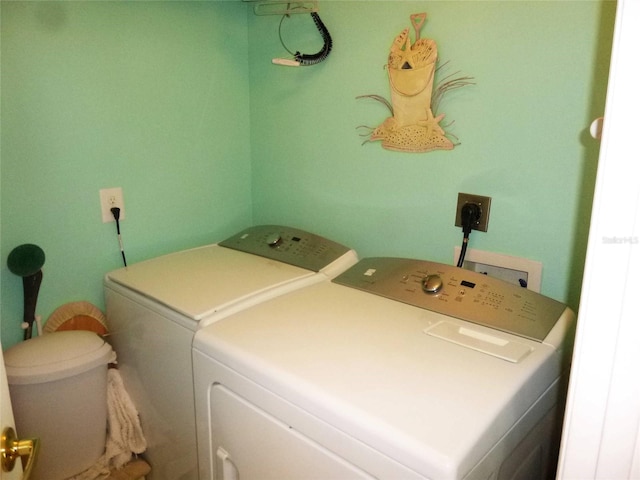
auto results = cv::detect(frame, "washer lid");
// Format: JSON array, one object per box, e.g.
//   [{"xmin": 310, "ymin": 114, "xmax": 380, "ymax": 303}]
[
  {"xmin": 4, "ymin": 331, "xmax": 113, "ymax": 385},
  {"xmin": 105, "ymin": 245, "xmax": 314, "ymax": 321},
  {"xmin": 104, "ymin": 226, "xmax": 357, "ymax": 323}
]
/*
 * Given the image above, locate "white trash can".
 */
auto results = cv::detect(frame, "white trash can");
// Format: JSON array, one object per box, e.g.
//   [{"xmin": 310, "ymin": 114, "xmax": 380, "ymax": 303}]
[{"xmin": 4, "ymin": 330, "xmax": 113, "ymax": 480}]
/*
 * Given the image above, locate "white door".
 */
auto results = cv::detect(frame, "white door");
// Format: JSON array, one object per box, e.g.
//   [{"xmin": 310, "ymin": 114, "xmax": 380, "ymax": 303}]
[
  {"xmin": 1, "ymin": 350, "xmax": 25, "ymax": 480},
  {"xmin": 556, "ymin": 0, "xmax": 640, "ymax": 478}
]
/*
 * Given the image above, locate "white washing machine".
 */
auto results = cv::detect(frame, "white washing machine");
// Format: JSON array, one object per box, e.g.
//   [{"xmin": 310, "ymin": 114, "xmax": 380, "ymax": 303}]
[
  {"xmin": 103, "ymin": 225, "xmax": 358, "ymax": 480},
  {"xmin": 192, "ymin": 257, "xmax": 575, "ymax": 480}
]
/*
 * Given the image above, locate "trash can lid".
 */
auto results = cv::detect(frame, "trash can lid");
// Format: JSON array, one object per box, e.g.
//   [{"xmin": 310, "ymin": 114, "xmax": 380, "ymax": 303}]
[{"xmin": 4, "ymin": 330, "xmax": 113, "ymax": 385}]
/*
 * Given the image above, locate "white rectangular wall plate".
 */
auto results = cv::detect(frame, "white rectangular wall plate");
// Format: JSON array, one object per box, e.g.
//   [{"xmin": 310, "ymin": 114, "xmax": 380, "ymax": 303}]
[
  {"xmin": 99, "ymin": 187, "xmax": 125, "ymax": 223},
  {"xmin": 454, "ymin": 247, "xmax": 542, "ymax": 292}
]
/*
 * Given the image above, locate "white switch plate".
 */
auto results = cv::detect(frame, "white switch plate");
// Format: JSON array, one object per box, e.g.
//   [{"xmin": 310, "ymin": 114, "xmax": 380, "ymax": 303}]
[{"xmin": 99, "ymin": 187, "xmax": 125, "ymax": 223}]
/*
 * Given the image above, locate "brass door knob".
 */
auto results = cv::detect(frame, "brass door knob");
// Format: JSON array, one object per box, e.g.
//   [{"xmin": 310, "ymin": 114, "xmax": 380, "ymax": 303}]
[{"xmin": 1, "ymin": 427, "xmax": 39, "ymax": 479}]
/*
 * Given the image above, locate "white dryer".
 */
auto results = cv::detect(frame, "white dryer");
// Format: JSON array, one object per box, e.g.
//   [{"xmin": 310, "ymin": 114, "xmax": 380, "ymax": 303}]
[
  {"xmin": 192, "ymin": 257, "xmax": 575, "ymax": 480},
  {"xmin": 103, "ymin": 225, "xmax": 357, "ymax": 480}
]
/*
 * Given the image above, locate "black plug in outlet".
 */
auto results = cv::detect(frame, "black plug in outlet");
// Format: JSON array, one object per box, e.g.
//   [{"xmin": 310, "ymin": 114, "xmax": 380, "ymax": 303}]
[{"xmin": 455, "ymin": 193, "xmax": 491, "ymax": 232}]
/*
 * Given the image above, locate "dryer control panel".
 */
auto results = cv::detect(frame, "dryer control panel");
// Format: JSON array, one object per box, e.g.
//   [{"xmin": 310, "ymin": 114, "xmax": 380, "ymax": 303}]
[
  {"xmin": 219, "ymin": 225, "xmax": 352, "ymax": 272},
  {"xmin": 333, "ymin": 257, "xmax": 567, "ymax": 342}
]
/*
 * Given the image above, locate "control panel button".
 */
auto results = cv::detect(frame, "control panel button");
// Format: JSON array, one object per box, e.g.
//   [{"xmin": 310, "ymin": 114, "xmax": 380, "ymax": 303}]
[
  {"xmin": 266, "ymin": 233, "xmax": 283, "ymax": 247},
  {"xmin": 422, "ymin": 274, "xmax": 443, "ymax": 294}
]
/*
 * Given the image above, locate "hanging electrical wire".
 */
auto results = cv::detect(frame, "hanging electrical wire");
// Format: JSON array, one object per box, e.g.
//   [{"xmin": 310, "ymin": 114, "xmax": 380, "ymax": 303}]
[
  {"xmin": 273, "ymin": 12, "xmax": 332, "ymax": 66},
  {"xmin": 111, "ymin": 207, "xmax": 128, "ymax": 267}
]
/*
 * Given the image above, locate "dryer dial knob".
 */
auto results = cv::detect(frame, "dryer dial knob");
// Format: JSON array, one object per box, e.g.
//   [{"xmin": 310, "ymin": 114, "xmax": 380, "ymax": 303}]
[
  {"xmin": 266, "ymin": 233, "xmax": 283, "ymax": 247},
  {"xmin": 422, "ymin": 274, "xmax": 443, "ymax": 294}
]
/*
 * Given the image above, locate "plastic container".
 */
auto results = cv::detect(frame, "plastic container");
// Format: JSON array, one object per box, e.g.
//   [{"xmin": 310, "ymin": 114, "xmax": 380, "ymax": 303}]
[{"xmin": 4, "ymin": 330, "xmax": 113, "ymax": 480}]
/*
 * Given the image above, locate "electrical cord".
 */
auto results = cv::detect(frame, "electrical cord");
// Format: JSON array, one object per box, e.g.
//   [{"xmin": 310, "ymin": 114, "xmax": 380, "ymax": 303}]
[
  {"xmin": 110, "ymin": 207, "xmax": 127, "ymax": 267},
  {"xmin": 277, "ymin": 12, "xmax": 332, "ymax": 66},
  {"xmin": 456, "ymin": 203, "xmax": 481, "ymax": 268}
]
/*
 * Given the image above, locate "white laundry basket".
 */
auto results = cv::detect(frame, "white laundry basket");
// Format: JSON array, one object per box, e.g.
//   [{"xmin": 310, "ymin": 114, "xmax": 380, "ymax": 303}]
[{"xmin": 4, "ymin": 330, "xmax": 113, "ymax": 480}]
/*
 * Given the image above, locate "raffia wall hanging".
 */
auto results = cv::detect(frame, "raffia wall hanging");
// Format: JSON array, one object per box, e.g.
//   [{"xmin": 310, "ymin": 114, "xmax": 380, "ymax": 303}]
[{"xmin": 358, "ymin": 13, "xmax": 474, "ymax": 153}]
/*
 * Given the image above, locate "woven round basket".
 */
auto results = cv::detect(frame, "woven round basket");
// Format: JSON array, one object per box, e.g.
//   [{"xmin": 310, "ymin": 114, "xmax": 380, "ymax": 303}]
[{"xmin": 45, "ymin": 301, "xmax": 108, "ymax": 336}]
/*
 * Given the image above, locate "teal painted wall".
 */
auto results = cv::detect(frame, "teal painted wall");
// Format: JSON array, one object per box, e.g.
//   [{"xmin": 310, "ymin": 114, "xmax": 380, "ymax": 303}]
[
  {"xmin": 1, "ymin": 2, "xmax": 252, "ymax": 348},
  {"xmin": 249, "ymin": 1, "xmax": 615, "ymax": 306},
  {"xmin": 1, "ymin": 1, "xmax": 615, "ymax": 350}
]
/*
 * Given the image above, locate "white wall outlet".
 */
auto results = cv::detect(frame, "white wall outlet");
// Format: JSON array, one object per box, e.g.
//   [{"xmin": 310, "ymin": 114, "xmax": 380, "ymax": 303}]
[{"xmin": 99, "ymin": 187, "xmax": 125, "ymax": 223}]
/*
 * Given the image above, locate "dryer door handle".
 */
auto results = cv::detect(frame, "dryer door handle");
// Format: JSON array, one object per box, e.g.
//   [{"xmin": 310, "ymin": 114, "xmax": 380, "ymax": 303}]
[{"xmin": 216, "ymin": 447, "xmax": 239, "ymax": 480}]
